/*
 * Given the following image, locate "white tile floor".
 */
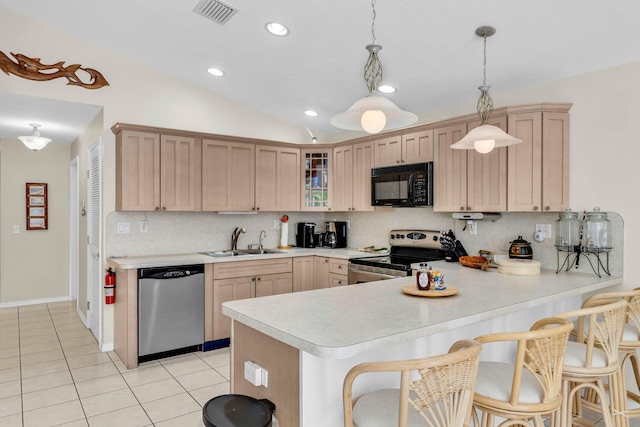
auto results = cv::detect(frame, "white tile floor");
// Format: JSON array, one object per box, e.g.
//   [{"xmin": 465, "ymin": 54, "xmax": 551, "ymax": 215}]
[{"xmin": 0, "ymin": 301, "xmax": 230, "ymax": 427}]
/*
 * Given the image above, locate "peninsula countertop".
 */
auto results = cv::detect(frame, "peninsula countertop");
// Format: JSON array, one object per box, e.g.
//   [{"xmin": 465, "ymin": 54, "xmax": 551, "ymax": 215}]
[
  {"xmin": 223, "ymin": 262, "xmax": 623, "ymax": 359},
  {"xmin": 106, "ymin": 247, "xmax": 379, "ymax": 270}
]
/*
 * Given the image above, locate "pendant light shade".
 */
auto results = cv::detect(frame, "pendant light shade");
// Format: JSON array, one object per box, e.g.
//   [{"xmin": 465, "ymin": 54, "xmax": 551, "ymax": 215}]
[
  {"xmin": 330, "ymin": 0, "xmax": 417, "ymax": 134},
  {"xmin": 451, "ymin": 26, "xmax": 521, "ymax": 153},
  {"xmin": 19, "ymin": 124, "xmax": 52, "ymax": 151}
]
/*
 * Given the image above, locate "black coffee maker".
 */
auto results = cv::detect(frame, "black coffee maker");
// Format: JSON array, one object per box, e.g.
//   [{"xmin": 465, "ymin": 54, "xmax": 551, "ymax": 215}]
[{"xmin": 296, "ymin": 223, "xmax": 316, "ymax": 248}]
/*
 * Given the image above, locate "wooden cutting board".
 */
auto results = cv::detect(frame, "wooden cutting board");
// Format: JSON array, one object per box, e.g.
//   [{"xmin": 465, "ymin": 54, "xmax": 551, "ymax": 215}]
[{"xmin": 401, "ymin": 285, "xmax": 458, "ymax": 298}]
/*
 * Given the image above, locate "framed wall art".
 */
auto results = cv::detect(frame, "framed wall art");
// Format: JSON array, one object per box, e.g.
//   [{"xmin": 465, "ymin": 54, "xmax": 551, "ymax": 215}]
[{"xmin": 26, "ymin": 183, "xmax": 48, "ymax": 230}]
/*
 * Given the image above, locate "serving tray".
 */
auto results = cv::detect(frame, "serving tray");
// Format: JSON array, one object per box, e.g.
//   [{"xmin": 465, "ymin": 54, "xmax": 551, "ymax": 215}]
[{"xmin": 401, "ymin": 285, "xmax": 458, "ymax": 298}]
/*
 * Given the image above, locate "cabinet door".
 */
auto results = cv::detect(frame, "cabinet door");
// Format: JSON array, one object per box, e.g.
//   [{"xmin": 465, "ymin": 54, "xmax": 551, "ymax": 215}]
[
  {"xmin": 213, "ymin": 277, "xmax": 254, "ymax": 340},
  {"xmin": 374, "ymin": 135, "xmax": 402, "ymax": 167},
  {"xmin": 292, "ymin": 256, "xmax": 315, "ymax": 292},
  {"xmin": 256, "ymin": 145, "xmax": 301, "ymax": 211},
  {"xmin": 508, "ymin": 113, "xmax": 543, "ymax": 212},
  {"xmin": 433, "ymin": 124, "xmax": 468, "ymax": 212},
  {"xmin": 352, "ymin": 141, "xmax": 375, "ymax": 211},
  {"xmin": 329, "ymin": 273, "xmax": 348, "ymax": 287},
  {"xmin": 255, "ymin": 273, "xmax": 293, "ymax": 297},
  {"xmin": 160, "ymin": 135, "xmax": 200, "ymax": 211},
  {"xmin": 333, "ymin": 145, "xmax": 353, "ymax": 211},
  {"xmin": 116, "ymin": 130, "xmax": 160, "ymax": 211},
  {"xmin": 313, "ymin": 257, "xmax": 330, "ymax": 290},
  {"xmin": 401, "ymin": 130, "xmax": 433, "ymax": 164},
  {"xmin": 202, "ymin": 140, "xmax": 255, "ymax": 211},
  {"xmin": 301, "ymin": 149, "xmax": 332, "ymax": 211},
  {"xmin": 466, "ymin": 117, "xmax": 507, "ymax": 212},
  {"xmin": 541, "ymin": 112, "xmax": 570, "ymax": 212}
]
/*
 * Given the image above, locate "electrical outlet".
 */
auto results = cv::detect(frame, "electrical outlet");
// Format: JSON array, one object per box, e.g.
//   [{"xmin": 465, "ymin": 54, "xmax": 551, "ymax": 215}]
[
  {"xmin": 467, "ymin": 221, "xmax": 477, "ymax": 235},
  {"xmin": 139, "ymin": 221, "xmax": 148, "ymax": 232},
  {"xmin": 13, "ymin": 225, "xmax": 19, "ymax": 233},
  {"xmin": 273, "ymin": 220, "xmax": 281, "ymax": 229},
  {"xmin": 536, "ymin": 224, "xmax": 552, "ymax": 239},
  {"xmin": 347, "ymin": 220, "xmax": 351, "ymax": 230},
  {"xmin": 117, "ymin": 222, "xmax": 130, "ymax": 234}
]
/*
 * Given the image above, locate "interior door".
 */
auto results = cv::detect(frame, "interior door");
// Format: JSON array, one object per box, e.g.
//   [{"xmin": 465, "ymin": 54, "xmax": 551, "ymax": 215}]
[{"xmin": 87, "ymin": 140, "xmax": 102, "ymax": 341}]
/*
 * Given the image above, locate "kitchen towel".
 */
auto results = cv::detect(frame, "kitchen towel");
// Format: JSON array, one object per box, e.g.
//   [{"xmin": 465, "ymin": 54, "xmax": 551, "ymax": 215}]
[{"xmin": 280, "ymin": 222, "xmax": 288, "ymax": 247}]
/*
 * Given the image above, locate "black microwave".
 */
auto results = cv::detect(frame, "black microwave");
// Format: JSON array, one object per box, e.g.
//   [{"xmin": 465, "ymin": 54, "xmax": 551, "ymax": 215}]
[{"xmin": 371, "ymin": 162, "xmax": 433, "ymax": 207}]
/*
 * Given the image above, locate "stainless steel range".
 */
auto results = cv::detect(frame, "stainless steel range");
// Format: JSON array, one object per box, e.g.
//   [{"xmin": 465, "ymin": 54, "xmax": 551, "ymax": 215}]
[{"xmin": 348, "ymin": 230, "xmax": 447, "ymax": 284}]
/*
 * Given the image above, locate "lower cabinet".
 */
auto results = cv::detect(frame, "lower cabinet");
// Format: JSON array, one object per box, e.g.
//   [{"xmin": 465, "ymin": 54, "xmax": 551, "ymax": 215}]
[
  {"xmin": 293, "ymin": 256, "xmax": 349, "ymax": 292},
  {"xmin": 329, "ymin": 258, "xmax": 348, "ymax": 287},
  {"xmin": 211, "ymin": 258, "xmax": 293, "ymax": 341}
]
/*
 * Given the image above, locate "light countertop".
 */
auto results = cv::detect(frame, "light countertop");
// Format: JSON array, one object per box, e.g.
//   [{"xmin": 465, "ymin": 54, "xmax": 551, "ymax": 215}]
[
  {"xmin": 222, "ymin": 261, "xmax": 623, "ymax": 359},
  {"xmin": 107, "ymin": 247, "xmax": 377, "ymax": 270}
]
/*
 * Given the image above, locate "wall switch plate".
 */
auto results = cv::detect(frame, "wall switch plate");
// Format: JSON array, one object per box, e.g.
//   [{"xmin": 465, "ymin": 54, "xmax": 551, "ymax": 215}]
[
  {"xmin": 139, "ymin": 221, "xmax": 148, "ymax": 232},
  {"xmin": 117, "ymin": 222, "xmax": 130, "ymax": 234},
  {"xmin": 467, "ymin": 220, "xmax": 477, "ymax": 235},
  {"xmin": 536, "ymin": 224, "xmax": 552, "ymax": 239},
  {"xmin": 347, "ymin": 220, "xmax": 350, "ymax": 230},
  {"xmin": 273, "ymin": 220, "xmax": 281, "ymax": 229},
  {"xmin": 13, "ymin": 225, "xmax": 19, "ymax": 233}
]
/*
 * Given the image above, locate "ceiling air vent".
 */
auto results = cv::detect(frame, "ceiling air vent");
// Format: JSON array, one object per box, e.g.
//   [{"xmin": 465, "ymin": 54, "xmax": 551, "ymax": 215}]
[{"xmin": 193, "ymin": 0, "xmax": 238, "ymax": 25}]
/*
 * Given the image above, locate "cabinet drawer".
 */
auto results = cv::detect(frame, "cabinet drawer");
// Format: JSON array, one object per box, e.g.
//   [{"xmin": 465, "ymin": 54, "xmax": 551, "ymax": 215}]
[
  {"xmin": 214, "ymin": 258, "xmax": 292, "ymax": 279},
  {"xmin": 329, "ymin": 273, "xmax": 348, "ymax": 287},
  {"xmin": 329, "ymin": 259, "xmax": 348, "ymax": 275}
]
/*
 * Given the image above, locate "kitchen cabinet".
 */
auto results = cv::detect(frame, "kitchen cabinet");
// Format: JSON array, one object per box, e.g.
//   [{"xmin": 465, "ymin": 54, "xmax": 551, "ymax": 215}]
[
  {"xmin": 301, "ymin": 149, "xmax": 332, "ymax": 211},
  {"xmin": 433, "ymin": 123, "xmax": 468, "ymax": 212},
  {"xmin": 374, "ymin": 130, "xmax": 433, "ymax": 167},
  {"xmin": 329, "ymin": 258, "xmax": 348, "ymax": 287},
  {"xmin": 313, "ymin": 257, "xmax": 331, "ymax": 289},
  {"xmin": 212, "ymin": 258, "xmax": 293, "ymax": 340},
  {"xmin": 114, "ymin": 128, "xmax": 200, "ymax": 212},
  {"xmin": 255, "ymin": 145, "xmax": 301, "ymax": 211},
  {"xmin": 293, "ymin": 256, "xmax": 315, "ymax": 292},
  {"xmin": 334, "ymin": 142, "xmax": 375, "ymax": 212},
  {"xmin": 202, "ymin": 139, "xmax": 255, "ymax": 211},
  {"xmin": 507, "ymin": 111, "xmax": 570, "ymax": 212}
]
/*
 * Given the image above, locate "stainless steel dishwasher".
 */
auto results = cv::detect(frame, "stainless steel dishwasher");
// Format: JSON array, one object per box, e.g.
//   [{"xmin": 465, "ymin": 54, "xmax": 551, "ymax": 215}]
[{"xmin": 138, "ymin": 264, "xmax": 204, "ymax": 362}]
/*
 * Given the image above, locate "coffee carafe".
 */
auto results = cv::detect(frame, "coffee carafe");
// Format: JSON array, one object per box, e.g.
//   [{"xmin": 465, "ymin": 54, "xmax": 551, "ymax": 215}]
[{"xmin": 324, "ymin": 222, "xmax": 337, "ymax": 248}]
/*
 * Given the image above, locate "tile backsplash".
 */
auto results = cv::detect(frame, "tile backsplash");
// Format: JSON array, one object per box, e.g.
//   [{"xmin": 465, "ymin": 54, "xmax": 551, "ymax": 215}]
[{"xmin": 106, "ymin": 208, "xmax": 623, "ymax": 277}]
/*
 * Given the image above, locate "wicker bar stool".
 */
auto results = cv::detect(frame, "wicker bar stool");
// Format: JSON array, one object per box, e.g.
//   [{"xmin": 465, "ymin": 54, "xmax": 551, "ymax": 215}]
[
  {"xmin": 578, "ymin": 289, "xmax": 640, "ymax": 421},
  {"xmin": 556, "ymin": 298, "xmax": 628, "ymax": 427},
  {"xmin": 470, "ymin": 317, "xmax": 574, "ymax": 427},
  {"xmin": 343, "ymin": 339, "xmax": 481, "ymax": 427}
]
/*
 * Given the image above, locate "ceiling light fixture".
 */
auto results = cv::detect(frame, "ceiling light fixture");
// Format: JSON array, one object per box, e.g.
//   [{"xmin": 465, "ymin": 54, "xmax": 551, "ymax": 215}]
[
  {"xmin": 330, "ymin": 0, "xmax": 416, "ymax": 134},
  {"xmin": 451, "ymin": 26, "xmax": 521, "ymax": 154},
  {"xmin": 206, "ymin": 67, "xmax": 225, "ymax": 77},
  {"xmin": 265, "ymin": 22, "xmax": 289, "ymax": 36},
  {"xmin": 306, "ymin": 128, "xmax": 318, "ymax": 143},
  {"xmin": 304, "ymin": 110, "xmax": 318, "ymax": 117},
  {"xmin": 19, "ymin": 124, "xmax": 51, "ymax": 151},
  {"xmin": 377, "ymin": 85, "xmax": 396, "ymax": 94}
]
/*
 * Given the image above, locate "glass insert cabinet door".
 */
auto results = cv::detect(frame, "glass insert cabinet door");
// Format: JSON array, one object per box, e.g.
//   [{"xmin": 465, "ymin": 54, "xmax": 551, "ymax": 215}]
[{"xmin": 302, "ymin": 150, "xmax": 331, "ymax": 210}]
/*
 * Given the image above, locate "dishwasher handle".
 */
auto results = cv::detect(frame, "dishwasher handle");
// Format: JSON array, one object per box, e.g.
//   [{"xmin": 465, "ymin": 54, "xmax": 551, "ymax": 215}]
[{"xmin": 138, "ymin": 264, "xmax": 204, "ymax": 280}]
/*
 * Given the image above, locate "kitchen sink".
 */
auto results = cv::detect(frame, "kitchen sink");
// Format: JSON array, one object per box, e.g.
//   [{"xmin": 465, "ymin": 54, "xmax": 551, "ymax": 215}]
[{"xmin": 202, "ymin": 249, "xmax": 286, "ymax": 258}]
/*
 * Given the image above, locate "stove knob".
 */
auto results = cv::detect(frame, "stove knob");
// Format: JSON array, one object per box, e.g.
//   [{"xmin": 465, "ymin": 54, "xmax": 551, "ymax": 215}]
[
  {"xmin": 390, "ymin": 234, "xmax": 395, "ymax": 239},
  {"xmin": 398, "ymin": 234, "xmax": 404, "ymax": 239},
  {"xmin": 432, "ymin": 236, "xmax": 439, "ymax": 241}
]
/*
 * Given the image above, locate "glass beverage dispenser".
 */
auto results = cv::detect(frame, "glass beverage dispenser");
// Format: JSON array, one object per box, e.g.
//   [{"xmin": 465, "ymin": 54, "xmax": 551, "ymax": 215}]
[
  {"xmin": 556, "ymin": 210, "xmax": 580, "ymax": 249},
  {"xmin": 585, "ymin": 207, "xmax": 610, "ymax": 250}
]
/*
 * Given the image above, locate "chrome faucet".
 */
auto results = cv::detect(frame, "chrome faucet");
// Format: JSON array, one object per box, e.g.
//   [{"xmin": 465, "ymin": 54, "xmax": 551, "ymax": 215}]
[
  {"xmin": 231, "ymin": 227, "xmax": 246, "ymax": 250},
  {"xmin": 258, "ymin": 230, "xmax": 267, "ymax": 251}
]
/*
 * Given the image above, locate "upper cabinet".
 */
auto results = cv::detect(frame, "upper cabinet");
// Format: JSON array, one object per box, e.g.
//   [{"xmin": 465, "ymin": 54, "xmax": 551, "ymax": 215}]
[
  {"xmin": 202, "ymin": 139, "xmax": 255, "ymax": 211},
  {"xmin": 256, "ymin": 145, "xmax": 301, "ymax": 211},
  {"xmin": 433, "ymin": 123, "xmax": 467, "ymax": 212},
  {"xmin": 507, "ymin": 111, "xmax": 570, "ymax": 212},
  {"xmin": 374, "ymin": 130, "xmax": 433, "ymax": 167},
  {"xmin": 115, "ymin": 128, "xmax": 200, "ymax": 212},
  {"xmin": 301, "ymin": 149, "xmax": 332, "ymax": 211},
  {"xmin": 334, "ymin": 142, "xmax": 375, "ymax": 212}
]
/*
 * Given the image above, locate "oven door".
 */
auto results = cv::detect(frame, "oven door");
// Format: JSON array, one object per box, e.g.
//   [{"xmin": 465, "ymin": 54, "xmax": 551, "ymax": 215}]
[
  {"xmin": 348, "ymin": 269, "xmax": 398, "ymax": 284},
  {"xmin": 371, "ymin": 173, "xmax": 410, "ymax": 206}
]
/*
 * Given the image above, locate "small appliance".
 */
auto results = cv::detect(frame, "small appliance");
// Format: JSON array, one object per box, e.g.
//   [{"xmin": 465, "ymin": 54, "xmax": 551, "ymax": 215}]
[
  {"xmin": 325, "ymin": 221, "xmax": 347, "ymax": 248},
  {"xmin": 296, "ymin": 222, "xmax": 316, "ymax": 248},
  {"xmin": 509, "ymin": 236, "xmax": 533, "ymax": 259},
  {"xmin": 371, "ymin": 162, "xmax": 433, "ymax": 207}
]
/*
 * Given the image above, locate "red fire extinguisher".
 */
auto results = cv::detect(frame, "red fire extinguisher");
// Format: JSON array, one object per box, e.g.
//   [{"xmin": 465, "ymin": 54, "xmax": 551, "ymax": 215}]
[{"xmin": 105, "ymin": 267, "xmax": 116, "ymax": 304}]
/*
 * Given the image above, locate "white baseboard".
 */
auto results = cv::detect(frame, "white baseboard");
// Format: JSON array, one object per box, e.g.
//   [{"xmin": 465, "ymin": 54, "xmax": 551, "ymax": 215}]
[
  {"xmin": 76, "ymin": 306, "xmax": 89, "ymax": 328},
  {"xmin": 100, "ymin": 342, "xmax": 115, "ymax": 352},
  {"xmin": 0, "ymin": 296, "xmax": 72, "ymax": 309}
]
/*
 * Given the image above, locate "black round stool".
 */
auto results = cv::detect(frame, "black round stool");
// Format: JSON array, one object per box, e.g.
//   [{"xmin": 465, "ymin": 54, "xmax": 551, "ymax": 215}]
[{"xmin": 203, "ymin": 394, "xmax": 275, "ymax": 427}]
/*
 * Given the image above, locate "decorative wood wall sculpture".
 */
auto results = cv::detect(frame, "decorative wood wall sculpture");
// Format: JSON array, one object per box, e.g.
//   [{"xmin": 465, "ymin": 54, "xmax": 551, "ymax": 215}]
[{"xmin": 0, "ymin": 50, "xmax": 109, "ymax": 89}]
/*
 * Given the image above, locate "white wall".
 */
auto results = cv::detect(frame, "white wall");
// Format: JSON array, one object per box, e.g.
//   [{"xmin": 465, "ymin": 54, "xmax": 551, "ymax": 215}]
[{"xmin": 0, "ymin": 139, "xmax": 70, "ymax": 302}]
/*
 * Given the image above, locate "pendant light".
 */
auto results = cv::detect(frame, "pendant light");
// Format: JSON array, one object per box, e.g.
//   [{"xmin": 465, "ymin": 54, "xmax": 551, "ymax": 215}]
[
  {"xmin": 19, "ymin": 124, "xmax": 52, "ymax": 151},
  {"xmin": 330, "ymin": 0, "xmax": 417, "ymax": 134},
  {"xmin": 451, "ymin": 26, "xmax": 521, "ymax": 153}
]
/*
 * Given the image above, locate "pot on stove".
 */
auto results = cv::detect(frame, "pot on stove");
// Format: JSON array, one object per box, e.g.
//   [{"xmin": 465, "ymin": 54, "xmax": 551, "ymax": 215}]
[{"xmin": 509, "ymin": 236, "xmax": 533, "ymax": 259}]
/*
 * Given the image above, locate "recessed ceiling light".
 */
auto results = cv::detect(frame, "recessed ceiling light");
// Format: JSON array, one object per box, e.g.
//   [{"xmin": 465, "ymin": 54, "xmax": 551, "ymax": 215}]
[
  {"xmin": 378, "ymin": 85, "xmax": 396, "ymax": 94},
  {"xmin": 304, "ymin": 110, "xmax": 319, "ymax": 117},
  {"xmin": 266, "ymin": 22, "xmax": 289, "ymax": 36},
  {"xmin": 206, "ymin": 67, "xmax": 224, "ymax": 77}
]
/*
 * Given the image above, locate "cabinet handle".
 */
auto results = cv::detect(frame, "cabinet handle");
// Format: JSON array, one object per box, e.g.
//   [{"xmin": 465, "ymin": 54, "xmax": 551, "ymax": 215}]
[
  {"xmin": 467, "ymin": 207, "xmax": 471, "ymax": 211},
  {"xmin": 533, "ymin": 206, "xmax": 539, "ymax": 211},
  {"xmin": 460, "ymin": 206, "xmax": 465, "ymax": 211},
  {"xmin": 396, "ymin": 160, "xmax": 400, "ymax": 164},
  {"xmin": 257, "ymin": 277, "xmax": 261, "ymax": 281},
  {"xmin": 252, "ymin": 277, "xmax": 256, "ymax": 282},
  {"xmin": 252, "ymin": 207, "xmax": 255, "ymax": 211},
  {"xmin": 544, "ymin": 206, "xmax": 550, "ymax": 211},
  {"xmin": 155, "ymin": 207, "xmax": 160, "ymax": 211},
  {"xmin": 162, "ymin": 207, "xmax": 166, "ymax": 211},
  {"xmin": 256, "ymin": 207, "xmax": 260, "ymax": 211},
  {"xmin": 325, "ymin": 259, "xmax": 329, "ymax": 263}
]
